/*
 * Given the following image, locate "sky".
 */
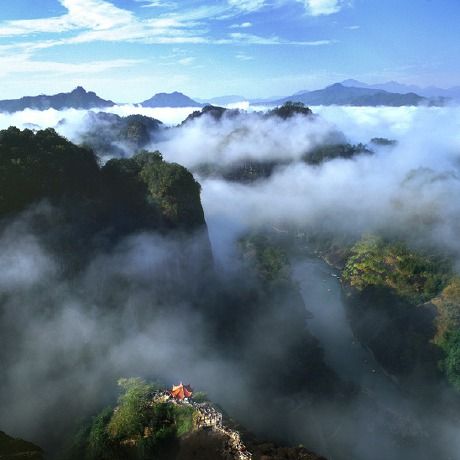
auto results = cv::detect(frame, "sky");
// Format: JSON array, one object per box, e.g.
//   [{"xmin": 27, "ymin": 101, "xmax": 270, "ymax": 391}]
[{"xmin": 0, "ymin": 0, "xmax": 459, "ymax": 101}]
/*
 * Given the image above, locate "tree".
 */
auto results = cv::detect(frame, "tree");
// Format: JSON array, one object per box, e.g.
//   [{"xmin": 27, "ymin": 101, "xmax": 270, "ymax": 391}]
[
  {"xmin": 0, "ymin": 127, "xmax": 100, "ymax": 215},
  {"xmin": 107, "ymin": 378, "xmax": 155, "ymax": 439}
]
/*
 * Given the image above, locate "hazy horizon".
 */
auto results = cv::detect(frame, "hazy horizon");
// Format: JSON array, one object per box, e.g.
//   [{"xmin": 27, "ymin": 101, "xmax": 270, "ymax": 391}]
[{"xmin": 2, "ymin": 79, "xmax": 460, "ymax": 106}]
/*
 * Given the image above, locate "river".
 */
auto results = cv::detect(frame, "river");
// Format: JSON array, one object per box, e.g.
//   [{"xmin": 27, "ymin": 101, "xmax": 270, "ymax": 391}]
[
  {"xmin": 292, "ymin": 257, "xmax": 454, "ymax": 460},
  {"xmin": 292, "ymin": 258, "xmax": 401, "ymax": 397}
]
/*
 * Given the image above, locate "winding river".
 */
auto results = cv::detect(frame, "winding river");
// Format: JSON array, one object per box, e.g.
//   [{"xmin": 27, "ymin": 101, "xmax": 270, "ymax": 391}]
[
  {"xmin": 292, "ymin": 258, "xmax": 400, "ymax": 397},
  {"xmin": 292, "ymin": 257, "xmax": 451, "ymax": 460}
]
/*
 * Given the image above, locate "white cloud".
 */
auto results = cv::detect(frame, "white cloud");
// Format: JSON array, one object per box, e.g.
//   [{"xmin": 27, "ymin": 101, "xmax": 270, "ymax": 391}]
[
  {"xmin": 227, "ymin": 0, "xmax": 266, "ymax": 12},
  {"xmin": 346, "ymin": 25, "xmax": 360, "ymax": 30},
  {"xmin": 0, "ymin": 52, "xmax": 141, "ymax": 78},
  {"xmin": 190, "ymin": 106, "xmax": 460, "ymax": 264},
  {"xmin": 301, "ymin": 0, "xmax": 343, "ymax": 16},
  {"xmin": 150, "ymin": 109, "xmax": 339, "ymax": 167},
  {"xmin": 226, "ymin": 0, "xmax": 348, "ymax": 16},
  {"xmin": 135, "ymin": 0, "xmax": 178, "ymax": 7},
  {"xmin": 0, "ymin": 0, "xmax": 332, "ymax": 67},
  {"xmin": 0, "ymin": 0, "xmax": 209, "ymax": 45},
  {"xmin": 235, "ymin": 52, "xmax": 254, "ymax": 60},
  {"xmin": 226, "ymin": 32, "xmax": 333, "ymax": 45},
  {"xmin": 178, "ymin": 57, "xmax": 196, "ymax": 66},
  {"xmin": 230, "ymin": 21, "xmax": 253, "ymax": 29},
  {"xmin": 0, "ymin": 0, "xmax": 133, "ymax": 37}
]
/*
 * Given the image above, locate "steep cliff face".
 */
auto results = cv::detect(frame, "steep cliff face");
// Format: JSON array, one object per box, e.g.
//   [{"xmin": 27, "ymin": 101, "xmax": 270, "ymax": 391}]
[
  {"xmin": 0, "ymin": 127, "xmax": 210, "ymax": 265},
  {"xmin": 340, "ymin": 236, "xmax": 451, "ymax": 382},
  {"xmin": 0, "ymin": 129, "xmax": 332, "ymax": 460},
  {"xmin": 0, "ymin": 128, "xmax": 213, "ymax": 449}
]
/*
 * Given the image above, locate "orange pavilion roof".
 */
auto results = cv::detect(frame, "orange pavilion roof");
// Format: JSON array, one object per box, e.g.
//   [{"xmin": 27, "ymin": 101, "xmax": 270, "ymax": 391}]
[{"xmin": 170, "ymin": 382, "xmax": 193, "ymax": 400}]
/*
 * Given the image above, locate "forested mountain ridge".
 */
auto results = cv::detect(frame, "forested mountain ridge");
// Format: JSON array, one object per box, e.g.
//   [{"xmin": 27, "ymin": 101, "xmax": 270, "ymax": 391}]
[
  {"xmin": 63, "ymin": 111, "xmax": 165, "ymax": 159},
  {"xmin": 0, "ymin": 127, "xmax": 207, "ymax": 265}
]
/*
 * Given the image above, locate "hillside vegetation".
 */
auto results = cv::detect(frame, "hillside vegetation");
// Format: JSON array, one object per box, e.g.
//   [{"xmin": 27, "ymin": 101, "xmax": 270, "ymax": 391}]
[
  {"xmin": 342, "ymin": 235, "xmax": 451, "ymax": 305},
  {"xmin": 336, "ymin": 235, "xmax": 459, "ymax": 387},
  {"xmin": 68, "ymin": 378, "xmax": 199, "ymax": 460},
  {"xmin": 66, "ymin": 377, "xmax": 325, "ymax": 460},
  {"xmin": 0, "ymin": 127, "xmax": 206, "ymax": 235}
]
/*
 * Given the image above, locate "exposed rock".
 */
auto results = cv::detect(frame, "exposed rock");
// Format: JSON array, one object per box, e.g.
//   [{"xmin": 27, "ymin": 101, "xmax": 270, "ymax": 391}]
[
  {"xmin": 148, "ymin": 392, "xmax": 326, "ymax": 460},
  {"xmin": 151, "ymin": 391, "xmax": 251, "ymax": 459}
]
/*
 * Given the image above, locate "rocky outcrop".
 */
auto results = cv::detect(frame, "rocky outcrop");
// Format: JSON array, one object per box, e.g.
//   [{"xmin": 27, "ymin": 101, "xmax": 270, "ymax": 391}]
[
  {"xmin": 141, "ymin": 391, "xmax": 326, "ymax": 460},
  {"xmin": 151, "ymin": 392, "xmax": 251, "ymax": 460}
]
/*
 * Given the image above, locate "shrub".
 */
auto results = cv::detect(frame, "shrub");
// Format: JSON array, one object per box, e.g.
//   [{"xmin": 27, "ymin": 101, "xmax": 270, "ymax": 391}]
[
  {"xmin": 107, "ymin": 378, "xmax": 155, "ymax": 439},
  {"xmin": 191, "ymin": 391, "xmax": 209, "ymax": 403},
  {"xmin": 150, "ymin": 403, "xmax": 196, "ymax": 439}
]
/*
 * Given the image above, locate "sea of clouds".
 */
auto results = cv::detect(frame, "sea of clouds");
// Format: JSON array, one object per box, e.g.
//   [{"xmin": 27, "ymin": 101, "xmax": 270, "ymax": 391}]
[{"xmin": 2, "ymin": 103, "xmax": 460, "ymax": 460}]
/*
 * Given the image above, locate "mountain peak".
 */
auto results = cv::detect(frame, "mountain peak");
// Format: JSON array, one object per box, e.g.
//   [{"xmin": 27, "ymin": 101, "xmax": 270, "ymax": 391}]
[
  {"xmin": 71, "ymin": 86, "xmax": 87, "ymax": 94},
  {"xmin": 270, "ymin": 82, "xmax": 429, "ymax": 107},
  {"xmin": 141, "ymin": 91, "xmax": 202, "ymax": 108},
  {"xmin": 326, "ymin": 83, "xmax": 345, "ymax": 89},
  {"xmin": 341, "ymin": 79, "xmax": 368, "ymax": 87},
  {"xmin": 0, "ymin": 87, "xmax": 114, "ymax": 113}
]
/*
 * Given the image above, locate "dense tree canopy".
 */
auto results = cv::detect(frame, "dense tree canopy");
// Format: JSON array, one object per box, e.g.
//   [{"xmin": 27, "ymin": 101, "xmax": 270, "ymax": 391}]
[
  {"xmin": 0, "ymin": 127, "xmax": 207, "ymax": 267},
  {"xmin": 343, "ymin": 235, "xmax": 451, "ymax": 304},
  {"xmin": 0, "ymin": 127, "xmax": 100, "ymax": 216},
  {"xmin": 304, "ymin": 143, "xmax": 371, "ymax": 165},
  {"xmin": 267, "ymin": 102, "xmax": 313, "ymax": 119},
  {"xmin": 77, "ymin": 112, "xmax": 163, "ymax": 158}
]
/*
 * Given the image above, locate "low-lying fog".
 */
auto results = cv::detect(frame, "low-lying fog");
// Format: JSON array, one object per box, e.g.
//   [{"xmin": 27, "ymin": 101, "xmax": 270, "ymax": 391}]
[{"xmin": 1, "ymin": 103, "xmax": 460, "ymax": 460}]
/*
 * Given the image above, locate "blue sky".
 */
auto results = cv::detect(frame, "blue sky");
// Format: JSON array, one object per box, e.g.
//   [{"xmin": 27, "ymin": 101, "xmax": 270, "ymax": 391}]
[{"xmin": 0, "ymin": 0, "xmax": 459, "ymax": 101}]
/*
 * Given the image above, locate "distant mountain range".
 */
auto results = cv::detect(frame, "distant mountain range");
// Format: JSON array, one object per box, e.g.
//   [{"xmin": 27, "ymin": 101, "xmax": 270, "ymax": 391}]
[
  {"xmin": 0, "ymin": 88, "xmax": 204, "ymax": 113},
  {"xmin": 0, "ymin": 81, "xmax": 458, "ymax": 113},
  {"xmin": 0, "ymin": 87, "xmax": 115, "ymax": 113},
  {"xmin": 267, "ymin": 83, "xmax": 436, "ymax": 107},
  {"xmin": 204, "ymin": 83, "xmax": 450, "ymax": 107},
  {"xmin": 341, "ymin": 79, "xmax": 460, "ymax": 100},
  {"xmin": 141, "ymin": 91, "xmax": 202, "ymax": 108}
]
